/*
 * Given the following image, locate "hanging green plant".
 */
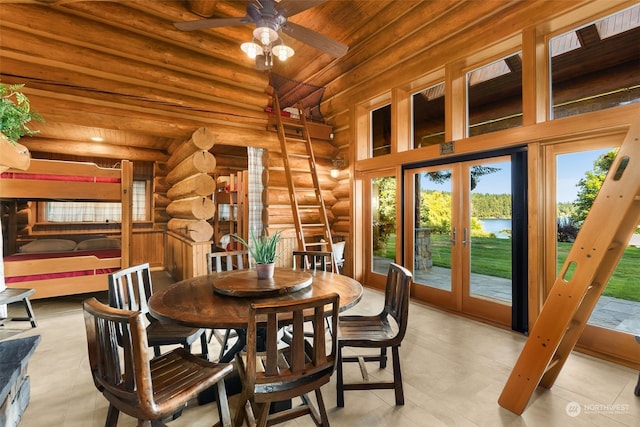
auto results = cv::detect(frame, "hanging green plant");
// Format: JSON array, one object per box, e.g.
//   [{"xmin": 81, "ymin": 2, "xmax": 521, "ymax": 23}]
[{"xmin": 0, "ymin": 83, "xmax": 44, "ymax": 145}]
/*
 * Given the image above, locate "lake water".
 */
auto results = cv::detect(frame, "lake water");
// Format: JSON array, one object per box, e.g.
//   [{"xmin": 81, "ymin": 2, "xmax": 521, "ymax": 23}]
[{"xmin": 478, "ymin": 218, "xmax": 511, "ymax": 238}]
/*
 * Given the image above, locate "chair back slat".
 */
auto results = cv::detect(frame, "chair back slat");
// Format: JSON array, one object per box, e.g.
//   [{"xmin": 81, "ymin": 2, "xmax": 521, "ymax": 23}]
[
  {"xmin": 289, "ymin": 310, "xmax": 306, "ymax": 372},
  {"xmin": 264, "ymin": 312, "xmax": 279, "ymax": 376},
  {"xmin": 207, "ymin": 250, "xmax": 250, "ymax": 274},
  {"xmin": 244, "ymin": 293, "xmax": 339, "ymax": 393},
  {"xmin": 292, "ymin": 250, "xmax": 333, "ymax": 271},
  {"xmin": 383, "ymin": 263, "xmax": 413, "ymax": 342},
  {"xmin": 312, "ymin": 307, "xmax": 327, "ymax": 364}
]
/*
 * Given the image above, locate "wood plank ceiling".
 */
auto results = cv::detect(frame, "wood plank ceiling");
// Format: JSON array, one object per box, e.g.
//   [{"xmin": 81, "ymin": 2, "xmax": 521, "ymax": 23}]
[{"xmin": 0, "ymin": 0, "xmax": 527, "ymax": 161}]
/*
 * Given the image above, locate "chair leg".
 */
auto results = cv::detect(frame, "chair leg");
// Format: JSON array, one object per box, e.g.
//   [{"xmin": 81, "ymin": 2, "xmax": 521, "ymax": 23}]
[
  {"xmin": 153, "ymin": 346, "xmax": 161, "ymax": 357},
  {"xmin": 219, "ymin": 329, "xmax": 232, "ymax": 361},
  {"xmin": 391, "ymin": 345, "xmax": 404, "ymax": 405},
  {"xmin": 336, "ymin": 346, "xmax": 345, "ymax": 407},
  {"xmin": 379, "ymin": 347, "xmax": 387, "ymax": 369},
  {"xmin": 233, "ymin": 393, "xmax": 249, "ymax": 427},
  {"xmin": 22, "ymin": 296, "xmax": 37, "ymax": 328},
  {"xmin": 314, "ymin": 388, "xmax": 330, "ymax": 426},
  {"xmin": 200, "ymin": 331, "xmax": 209, "ymax": 360},
  {"xmin": 215, "ymin": 379, "xmax": 232, "ymax": 427},
  {"xmin": 105, "ymin": 403, "xmax": 119, "ymax": 427},
  {"xmin": 254, "ymin": 402, "xmax": 270, "ymax": 427}
]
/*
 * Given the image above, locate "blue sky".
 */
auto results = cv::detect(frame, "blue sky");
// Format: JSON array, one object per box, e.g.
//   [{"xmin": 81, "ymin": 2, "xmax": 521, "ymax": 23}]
[
  {"xmin": 420, "ymin": 148, "xmax": 610, "ymax": 203},
  {"xmin": 556, "ymin": 148, "xmax": 609, "ymax": 202}
]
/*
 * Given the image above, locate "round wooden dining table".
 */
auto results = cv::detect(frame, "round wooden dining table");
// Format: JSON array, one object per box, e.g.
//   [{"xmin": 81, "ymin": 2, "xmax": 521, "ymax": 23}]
[
  {"xmin": 149, "ymin": 268, "xmax": 362, "ymax": 405},
  {"xmin": 148, "ymin": 267, "xmax": 363, "ymax": 332}
]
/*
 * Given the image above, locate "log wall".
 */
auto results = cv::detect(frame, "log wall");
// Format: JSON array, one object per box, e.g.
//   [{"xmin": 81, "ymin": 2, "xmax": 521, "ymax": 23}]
[{"xmin": 162, "ymin": 128, "xmax": 217, "ymax": 279}]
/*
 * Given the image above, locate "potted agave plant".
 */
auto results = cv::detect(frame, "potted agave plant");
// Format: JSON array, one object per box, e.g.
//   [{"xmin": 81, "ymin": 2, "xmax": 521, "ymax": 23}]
[
  {"xmin": 0, "ymin": 83, "xmax": 43, "ymax": 172},
  {"xmin": 233, "ymin": 231, "xmax": 282, "ymax": 279}
]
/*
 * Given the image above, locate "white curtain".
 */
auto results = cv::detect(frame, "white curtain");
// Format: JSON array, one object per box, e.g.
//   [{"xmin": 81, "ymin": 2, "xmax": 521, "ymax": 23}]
[
  {"xmin": 46, "ymin": 181, "xmax": 147, "ymax": 222},
  {"xmin": 247, "ymin": 147, "xmax": 264, "ymax": 235}
]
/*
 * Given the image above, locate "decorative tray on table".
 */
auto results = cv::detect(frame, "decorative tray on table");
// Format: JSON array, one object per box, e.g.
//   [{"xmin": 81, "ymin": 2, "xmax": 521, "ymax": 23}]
[{"xmin": 210, "ymin": 268, "xmax": 312, "ymax": 297}]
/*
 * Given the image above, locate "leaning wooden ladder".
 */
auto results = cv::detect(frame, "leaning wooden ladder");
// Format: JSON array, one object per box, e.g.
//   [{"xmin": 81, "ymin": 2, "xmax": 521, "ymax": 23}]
[
  {"xmin": 272, "ymin": 95, "xmax": 337, "ymax": 272},
  {"xmin": 499, "ymin": 118, "xmax": 640, "ymax": 415}
]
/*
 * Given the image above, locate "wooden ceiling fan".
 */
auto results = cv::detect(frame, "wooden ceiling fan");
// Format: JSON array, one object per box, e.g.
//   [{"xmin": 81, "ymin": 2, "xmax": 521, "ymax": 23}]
[{"xmin": 174, "ymin": 0, "xmax": 349, "ymax": 59}]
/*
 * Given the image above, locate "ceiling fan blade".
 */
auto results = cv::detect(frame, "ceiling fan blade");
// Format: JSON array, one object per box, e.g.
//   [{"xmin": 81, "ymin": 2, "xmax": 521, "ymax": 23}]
[
  {"xmin": 277, "ymin": 0, "xmax": 327, "ymax": 17},
  {"xmin": 282, "ymin": 21, "xmax": 348, "ymax": 58},
  {"xmin": 174, "ymin": 16, "xmax": 249, "ymax": 31}
]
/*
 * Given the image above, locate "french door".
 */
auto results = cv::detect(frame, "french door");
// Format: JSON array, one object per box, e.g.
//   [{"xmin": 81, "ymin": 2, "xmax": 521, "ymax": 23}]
[{"xmin": 403, "ymin": 152, "xmax": 526, "ymax": 329}]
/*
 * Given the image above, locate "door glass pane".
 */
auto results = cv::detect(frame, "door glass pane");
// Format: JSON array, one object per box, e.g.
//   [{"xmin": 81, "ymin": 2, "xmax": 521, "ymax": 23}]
[
  {"xmin": 469, "ymin": 161, "xmax": 512, "ymax": 305},
  {"xmin": 413, "ymin": 169, "xmax": 452, "ymax": 291},
  {"xmin": 372, "ymin": 176, "xmax": 396, "ymax": 274},
  {"xmin": 556, "ymin": 148, "xmax": 640, "ymax": 331}
]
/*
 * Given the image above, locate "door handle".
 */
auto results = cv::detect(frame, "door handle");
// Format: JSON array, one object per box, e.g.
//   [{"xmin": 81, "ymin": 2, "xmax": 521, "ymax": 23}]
[
  {"xmin": 451, "ymin": 227, "xmax": 456, "ymax": 246},
  {"xmin": 462, "ymin": 228, "xmax": 467, "ymax": 247}
]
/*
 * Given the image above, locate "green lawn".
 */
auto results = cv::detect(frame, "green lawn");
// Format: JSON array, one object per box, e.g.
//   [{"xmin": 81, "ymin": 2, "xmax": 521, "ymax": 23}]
[
  {"xmin": 428, "ymin": 234, "xmax": 640, "ymax": 302},
  {"xmin": 557, "ymin": 241, "xmax": 640, "ymax": 302}
]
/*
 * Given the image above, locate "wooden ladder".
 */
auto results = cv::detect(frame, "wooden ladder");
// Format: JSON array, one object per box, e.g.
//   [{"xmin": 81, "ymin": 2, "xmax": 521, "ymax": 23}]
[
  {"xmin": 498, "ymin": 118, "xmax": 640, "ymax": 415},
  {"xmin": 272, "ymin": 95, "xmax": 337, "ymax": 272}
]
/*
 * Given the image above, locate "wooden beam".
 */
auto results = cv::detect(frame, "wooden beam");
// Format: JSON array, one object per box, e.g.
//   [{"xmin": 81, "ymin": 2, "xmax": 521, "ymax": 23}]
[
  {"xmin": 0, "ymin": 57, "xmax": 267, "ymax": 127},
  {"xmin": 19, "ymin": 89, "xmax": 270, "ymax": 141},
  {"xmin": 22, "ymin": 138, "xmax": 169, "ymax": 162},
  {"xmin": 0, "ymin": 36, "xmax": 268, "ymax": 110},
  {"xmin": 0, "ymin": 3, "xmax": 267, "ymax": 89}
]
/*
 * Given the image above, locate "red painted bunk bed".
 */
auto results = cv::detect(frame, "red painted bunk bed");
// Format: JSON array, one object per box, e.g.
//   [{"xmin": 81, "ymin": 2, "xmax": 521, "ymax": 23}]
[{"xmin": 0, "ymin": 159, "xmax": 133, "ymax": 299}]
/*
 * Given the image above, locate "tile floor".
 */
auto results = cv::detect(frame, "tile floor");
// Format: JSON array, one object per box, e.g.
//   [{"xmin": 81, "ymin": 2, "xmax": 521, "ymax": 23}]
[{"xmin": 3, "ymin": 270, "xmax": 640, "ymax": 426}]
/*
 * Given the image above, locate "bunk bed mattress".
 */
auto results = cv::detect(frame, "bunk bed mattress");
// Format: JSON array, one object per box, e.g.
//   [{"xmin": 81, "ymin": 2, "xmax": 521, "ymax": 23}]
[{"xmin": 3, "ymin": 249, "xmax": 121, "ymax": 283}]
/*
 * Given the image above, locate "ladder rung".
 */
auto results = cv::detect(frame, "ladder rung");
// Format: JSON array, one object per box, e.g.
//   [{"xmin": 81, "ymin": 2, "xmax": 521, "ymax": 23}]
[
  {"xmin": 286, "ymin": 153, "xmax": 311, "ymax": 159},
  {"xmin": 298, "ymin": 205, "xmax": 321, "ymax": 209},
  {"xmin": 269, "ymin": 203, "xmax": 295, "ymax": 209},
  {"xmin": 281, "ymin": 121, "xmax": 304, "ymax": 128},
  {"xmin": 304, "ymin": 242, "xmax": 328, "ymax": 248},
  {"xmin": 285, "ymin": 137, "xmax": 307, "ymax": 143},
  {"xmin": 302, "ymin": 223, "xmax": 325, "ymax": 228},
  {"xmin": 267, "ymin": 224, "xmax": 294, "ymax": 229}
]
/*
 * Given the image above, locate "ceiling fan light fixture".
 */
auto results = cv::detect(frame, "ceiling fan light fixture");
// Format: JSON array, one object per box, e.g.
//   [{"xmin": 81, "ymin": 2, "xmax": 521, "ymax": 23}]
[
  {"xmin": 254, "ymin": 26, "xmax": 278, "ymax": 45},
  {"xmin": 241, "ymin": 41, "xmax": 264, "ymax": 59},
  {"xmin": 272, "ymin": 43, "xmax": 294, "ymax": 61}
]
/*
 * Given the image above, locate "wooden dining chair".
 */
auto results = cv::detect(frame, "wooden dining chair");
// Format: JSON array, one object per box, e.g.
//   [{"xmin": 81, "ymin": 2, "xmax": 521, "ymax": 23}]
[
  {"xmin": 291, "ymin": 250, "xmax": 334, "ymax": 336},
  {"xmin": 292, "ymin": 250, "xmax": 333, "ymax": 272},
  {"xmin": 207, "ymin": 250, "xmax": 249, "ymax": 361},
  {"xmin": 108, "ymin": 263, "xmax": 209, "ymax": 360},
  {"xmin": 234, "ymin": 293, "xmax": 340, "ymax": 427},
  {"xmin": 336, "ymin": 263, "xmax": 413, "ymax": 407},
  {"xmin": 83, "ymin": 297, "xmax": 233, "ymax": 427},
  {"xmin": 207, "ymin": 250, "xmax": 250, "ymax": 274}
]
